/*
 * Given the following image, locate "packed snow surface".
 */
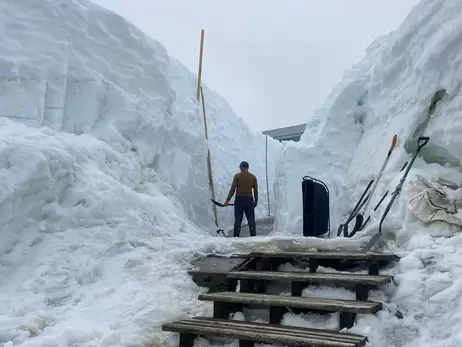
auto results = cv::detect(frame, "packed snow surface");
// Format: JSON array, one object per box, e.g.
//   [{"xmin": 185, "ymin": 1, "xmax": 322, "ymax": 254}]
[{"xmin": 3, "ymin": 0, "xmax": 462, "ymax": 346}]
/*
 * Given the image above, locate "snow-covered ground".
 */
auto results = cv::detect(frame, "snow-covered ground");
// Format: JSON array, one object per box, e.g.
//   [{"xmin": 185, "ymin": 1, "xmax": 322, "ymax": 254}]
[{"xmin": 3, "ymin": 0, "xmax": 462, "ymax": 346}]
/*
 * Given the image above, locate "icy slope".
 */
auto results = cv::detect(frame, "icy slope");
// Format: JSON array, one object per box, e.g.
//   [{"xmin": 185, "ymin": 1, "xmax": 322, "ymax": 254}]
[
  {"xmin": 274, "ymin": 0, "xmax": 462, "ymax": 346},
  {"xmin": 0, "ymin": 0, "xmax": 281, "ymax": 346}
]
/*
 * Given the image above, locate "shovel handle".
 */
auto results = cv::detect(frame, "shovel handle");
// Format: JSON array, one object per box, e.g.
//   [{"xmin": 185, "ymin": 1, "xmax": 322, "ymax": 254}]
[
  {"xmin": 389, "ymin": 134, "xmax": 398, "ymax": 153},
  {"xmin": 417, "ymin": 136, "xmax": 430, "ymax": 149}
]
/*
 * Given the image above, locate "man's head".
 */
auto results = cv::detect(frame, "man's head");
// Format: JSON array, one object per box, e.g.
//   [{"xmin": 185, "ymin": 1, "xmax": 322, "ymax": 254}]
[{"xmin": 239, "ymin": 161, "xmax": 249, "ymax": 172}]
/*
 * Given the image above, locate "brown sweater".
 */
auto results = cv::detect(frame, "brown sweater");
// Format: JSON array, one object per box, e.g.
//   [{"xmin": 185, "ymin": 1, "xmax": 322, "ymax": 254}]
[{"xmin": 226, "ymin": 171, "xmax": 258, "ymax": 203}]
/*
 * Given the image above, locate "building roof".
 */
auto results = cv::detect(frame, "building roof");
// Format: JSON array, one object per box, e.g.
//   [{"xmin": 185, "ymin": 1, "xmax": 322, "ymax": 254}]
[{"xmin": 261, "ymin": 123, "xmax": 307, "ymax": 139}]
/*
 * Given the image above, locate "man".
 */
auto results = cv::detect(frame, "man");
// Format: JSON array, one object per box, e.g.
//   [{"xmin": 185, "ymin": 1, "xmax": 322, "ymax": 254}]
[{"xmin": 224, "ymin": 161, "xmax": 258, "ymax": 237}]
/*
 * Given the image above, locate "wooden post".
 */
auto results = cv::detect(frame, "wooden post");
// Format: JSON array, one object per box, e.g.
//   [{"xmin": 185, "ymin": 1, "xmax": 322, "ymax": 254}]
[
  {"xmin": 201, "ymin": 87, "xmax": 218, "ymax": 226},
  {"xmin": 200, "ymin": 87, "xmax": 209, "ymax": 139},
  {"xmin": 196, "ymin": 29, "xmax": 218, "ymax": 227},
  {"xmin": 196, "ymin": 29, "xmax": 205, "ymax": 101},
  {"xmin": 265, "ymin": 134, "xmax": 271, "ymax": 216}
]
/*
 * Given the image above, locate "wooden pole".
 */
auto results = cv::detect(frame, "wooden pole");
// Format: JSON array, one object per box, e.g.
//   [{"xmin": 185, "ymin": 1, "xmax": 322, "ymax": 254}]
[
  {"xmin": 201, "ymin": 86, "xmax": 218, "ymax": 226},
  {"xmin": 196, "ymin": 29, "xmax": 205, "ymax": 101},
  {"xmin": 201, "ymin": 87, "xmax": 210, "ymax": 138},
  {"xmin": 265, "ymin": 134, "xmax": 271, "ymax": 216},
  {"xmin": 196, "ymin": 29, "xmax": 218, "ymax": 227}
]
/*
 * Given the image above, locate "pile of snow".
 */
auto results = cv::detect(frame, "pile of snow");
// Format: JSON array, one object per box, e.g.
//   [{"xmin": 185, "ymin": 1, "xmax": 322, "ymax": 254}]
[
  {"xmin": 0, "ymin": 0, "xmax": 281, "ymax": 346},
  {"xmin": 273, "ymin": 0, "xmax": 462, "ymax": 346},
  {"xmin": 275, "ymin": 0, "xmax": 462, "ymax": 236}
]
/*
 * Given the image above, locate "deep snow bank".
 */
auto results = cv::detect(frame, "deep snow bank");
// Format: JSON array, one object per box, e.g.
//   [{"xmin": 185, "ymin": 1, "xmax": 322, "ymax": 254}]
[
  {"xmin": 0, "ymin": 0, "xmax": 281, "ymax": 345},
  {"xmin": 0, "ymin": 0, "xmax": 280, "ymax": 232},
  {"xmin": 0, "ymin": 118, "xmax": 215, "ymax": 346},
  {"xmin": 274, "ymin": 0, "xmax": 462, "ymax": 346},
  {"xmin": 274, "ymin": 0, "xmax": 462, "ymax": 237}
]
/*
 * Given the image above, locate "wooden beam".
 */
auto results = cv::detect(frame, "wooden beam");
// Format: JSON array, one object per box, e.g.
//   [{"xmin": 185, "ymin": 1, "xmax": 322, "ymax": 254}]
[
  {"xmin": 200, "ymin": 86, "xmax": 209, "ymax": 138},
  {"xmin": 247, "ymin": 251, "xmax": 399, "ymax": 262},
  {"xmin": 200, "ymin": 86, "xmax": 218, "ymax": 226},
  {"xmin": 265, "ymin": 134, "xmax": 270, "ymax": 216},
  {"xmin": 227, "ymin": 271, "xmax": 391, "ymax": 286},
  {"xmin": 198, "ymin": 292, "xmax": 382, "ymax": 314},
  {"xmin": 163, "ymin": 317, "xmax": 367, "ymax": 346},
  {"xmin": 194, "ymin": 29, "xmax": 218, "ymax": 226},
  {"xmin": 196, "ymin": 29, "xmax": 205, "ymax": 101},
  {"xmin": 179, "ymin": 333, "xmax": 195, "ymax": 347}
]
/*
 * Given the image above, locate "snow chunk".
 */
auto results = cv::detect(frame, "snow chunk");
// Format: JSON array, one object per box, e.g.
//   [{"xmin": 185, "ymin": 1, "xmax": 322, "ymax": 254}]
[{"xmin": 18, "ymin": 315, "xmax": 45, "ymax": 336}]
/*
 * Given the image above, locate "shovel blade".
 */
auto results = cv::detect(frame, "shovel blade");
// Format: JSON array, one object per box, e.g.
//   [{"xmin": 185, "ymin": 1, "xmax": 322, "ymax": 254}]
[
  {"xmin": 210, "ymin": 199, "xmax": 225, "ymax": 207},
  {"xmin": 210, "ymin": 199, "xmax": 234, "ymax": 207}
]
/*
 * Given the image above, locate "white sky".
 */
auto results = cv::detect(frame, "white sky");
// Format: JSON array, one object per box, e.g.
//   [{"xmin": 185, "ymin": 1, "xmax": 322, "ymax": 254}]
[{"xmin": 94, "ymin": 0, "xmax": 419, "ymax": 132}]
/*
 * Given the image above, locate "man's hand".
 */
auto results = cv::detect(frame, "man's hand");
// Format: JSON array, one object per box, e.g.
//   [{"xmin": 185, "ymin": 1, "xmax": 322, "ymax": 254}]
[
  {"xmin": 224, "ymin": 200, "xmax": 230, "ymax": 207},
  {"xmin": 254, "ymin": 201, "xmax": 258, "ymax": 207}
]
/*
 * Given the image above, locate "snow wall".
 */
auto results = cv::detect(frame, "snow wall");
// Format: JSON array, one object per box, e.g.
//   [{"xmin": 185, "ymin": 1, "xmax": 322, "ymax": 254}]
[
  {"xmin": 0, "ymin": 0, "xmax": 281, "ymax": 345},
  {"xmin": 275, "ymin": 0, "xmax": 462, "ymax": 238},
  {"xmin": 274, "ymin": 1, "xmax": 462, "ymax": 346},
  {"xmin": 0, "ymin": 0, "xmax": 281, "ymax": 234}
]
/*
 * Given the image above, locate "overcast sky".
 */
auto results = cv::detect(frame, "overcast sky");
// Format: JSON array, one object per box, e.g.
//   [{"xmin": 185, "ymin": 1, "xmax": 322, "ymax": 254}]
[{"xmin": 94, "ymin": 0, "xmax": 419, "ymax": 132}]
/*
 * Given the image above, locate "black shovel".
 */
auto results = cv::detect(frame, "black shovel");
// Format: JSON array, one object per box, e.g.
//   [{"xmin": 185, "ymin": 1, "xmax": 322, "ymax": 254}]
[
  {"xmin": 363, "ymin": 136, "xmax": 430, "ymax": 252},
  {"xmin": 210, "ymin": 199, "xmax": 234, "ymax": 207}
]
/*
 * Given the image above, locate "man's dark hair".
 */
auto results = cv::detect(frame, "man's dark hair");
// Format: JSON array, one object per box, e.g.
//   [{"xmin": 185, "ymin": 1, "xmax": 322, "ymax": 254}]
[{"xmin": 239, "ymin": 161, "xmax": 249, "ymax": 169}]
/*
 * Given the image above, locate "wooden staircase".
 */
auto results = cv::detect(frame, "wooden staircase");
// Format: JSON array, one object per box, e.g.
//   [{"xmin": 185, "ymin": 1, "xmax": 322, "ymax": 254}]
[{"xmin": 162, "ymin": 250, "xmax": 399, "ymax": 347}]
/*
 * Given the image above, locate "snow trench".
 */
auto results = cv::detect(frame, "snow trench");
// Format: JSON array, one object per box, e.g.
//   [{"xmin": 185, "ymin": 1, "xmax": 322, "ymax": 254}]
[{"xmin": 3, "ymin": 0, "xmax": 462, "ymax": 346}]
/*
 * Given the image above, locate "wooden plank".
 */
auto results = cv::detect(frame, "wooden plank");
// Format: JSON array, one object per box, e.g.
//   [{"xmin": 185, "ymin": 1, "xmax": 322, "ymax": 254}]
[
  {"xmin": 162, "ymin": 317, "xmax": 367, "ymax": 347},
  {"xmin": 193, "ymin": 317, "xmax": 366, "ymax": 341},
  {"xmin": 189, "ymin": 257, "xmax": 248, "ymax": 275},
  {"xmin": 246, "ymin": 251, "xmax": 399, "ymax": 262},
  {"xmin": 227, "ymin": 271, "xmax": 391, "ymax": 286},
  {"xmin": 198, "ymin": 292, "xmax": 382, "ymax": 314},
  {"xmin": 188, "ymin": 257, "xmax": 250, "ymax": 292},
  {"xmin": 183, "ymin": 320, "xmax": 357, "ymax": 344},
  {"xmin": 164, "ymin": 322, "xmax": 356, "ymax": 347}
]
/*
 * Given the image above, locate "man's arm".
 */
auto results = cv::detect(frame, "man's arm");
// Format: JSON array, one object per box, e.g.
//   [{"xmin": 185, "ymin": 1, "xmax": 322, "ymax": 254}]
[
  {"xmin": 226, "ymin": 174, "xmax": 237, "ymax": 202},
  {"xmin": 253, "ymin": 176, "xmax": 258, "ymax": 206}
]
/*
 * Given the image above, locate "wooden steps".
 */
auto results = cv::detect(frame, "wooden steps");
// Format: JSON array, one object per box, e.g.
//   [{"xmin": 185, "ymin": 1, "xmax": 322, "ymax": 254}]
[
  {"xmin": 228, "ymin": 270, "xmax": 391, "ymax": 286},
  {"xmin": 163, "ymin": 249, "xmax": 400, "ymax": 347},
  {"xmin": 162, "ymin": 317, "xmax": 367, "ymax": 347},
  {"xmin": 228, "ymin": 270, "xmax": 392, "ymax": 299},
  {"xmin": 247, "ymin": 250, "xmax": 398, "ymax": 261},
  {"xmin": 188, "ymin": 256, "xmax": 251, "ymax": 292},
  {"xmin": 199, "ymin": 291, "xmax": 381, "ymax": 328},
  {"xmin": 199, "ymin": 292, "xmax": 382, "ymax": 314},
  {"xmin": 242, "ymin": 250, "xmax": 399, "ymax": 275}
]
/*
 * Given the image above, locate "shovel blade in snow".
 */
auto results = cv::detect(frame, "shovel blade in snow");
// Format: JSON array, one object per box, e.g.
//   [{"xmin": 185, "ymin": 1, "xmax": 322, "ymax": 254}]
[
  {"xmin": 363, "ymin": 233, "xmax": 382, "ymax": 252},
  {"xmin": 216, "ymin": 229, "xmax": 226, "ymax": 236}
]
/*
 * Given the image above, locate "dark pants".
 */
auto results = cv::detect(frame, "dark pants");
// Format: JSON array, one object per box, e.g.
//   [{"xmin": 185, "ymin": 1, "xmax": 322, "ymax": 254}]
[{"xmin": 233, "ymin": 196, "xmax": 256, "ymax": 237}]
